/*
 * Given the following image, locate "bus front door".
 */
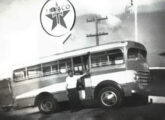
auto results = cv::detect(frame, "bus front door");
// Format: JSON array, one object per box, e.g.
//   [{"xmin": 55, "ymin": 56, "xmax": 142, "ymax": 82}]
[{"xmin": 72, "ymin": 54, "xmax": 93, "ymax": 101}]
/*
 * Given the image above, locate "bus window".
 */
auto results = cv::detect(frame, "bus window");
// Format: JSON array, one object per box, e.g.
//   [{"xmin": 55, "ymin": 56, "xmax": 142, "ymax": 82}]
[
  {"xmin": 73, "ymin": 56, "xmax": 84, "ymax": 74},
  {"xmin": 128, "ymin": 48, "xmax": 146, "ymax": 60},
  {"xmin": 91, "ymin": 51, "xmax": 108, "ymax": 68},
  {"xmin": 107, "ymin": 49, "xmax": 124, "ymax": 65},
  {"xmin": 42, "ymin": 61, "xmax": 59, "ymax": 75},
  {"xmin": 27, "ymin": 65, "xmax": 42, "ymax": 79},
  {"xmin": 139, "ymin": 49, "xmax": 147, "ymax": 60},
  {"xmin": 13, "ymin": 68, "xmax": 26, "ymax": 82},
  {"xmin": 59, "ymin": 62, "xmax": 66, "ymax": 73},
  {"xmin": 82, "ymin": 54, "xmax": 90, "ymax": 70},
  {"xmin": 128, "ymin": 48, "xmax": 138, "ymax": 59},
  {"xmin": 65, "ymin": 59, "xmax": 72, "ymax": 71},
  {"xmin": 52, "ymin": 64, "xmax": 59, "ymax": 74},
  {"xmin": 43, "ymin": 66, "xmax": 51, "ymax": 75},
  {"xmin": 42, "ymin": 62, "xmax": 54, "ymax": 75},
  {"xmin": 59, "ymin": 59, "xmax": 72, "ymax": 74}
]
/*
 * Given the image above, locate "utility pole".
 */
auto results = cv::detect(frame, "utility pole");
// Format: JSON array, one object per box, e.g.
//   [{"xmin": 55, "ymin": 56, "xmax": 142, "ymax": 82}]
[
  {"xmin": 86, "ymin": 16, "xmax": 108, "ymax": 46},
  {"xmin": 134, "ymin": 0, "xmax": 138, "ymax": 42}
]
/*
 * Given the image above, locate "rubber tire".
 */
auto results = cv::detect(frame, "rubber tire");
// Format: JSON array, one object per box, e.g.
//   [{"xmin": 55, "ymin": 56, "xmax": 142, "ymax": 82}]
[
  {"xmin": 98, "ymin": 87, "xmax": 122, "ymax": 108},
  {"xmin": 38, "ymin": 96, "xmax": 58, "ymax": 114}
]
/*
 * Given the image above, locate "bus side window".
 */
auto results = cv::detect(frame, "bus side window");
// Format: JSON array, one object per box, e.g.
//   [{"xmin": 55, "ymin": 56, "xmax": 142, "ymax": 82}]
[
  {"xmin": 107, "ymin": 49, "xmax": 124, "ymax": 65},
  {"xmin": 59, "ymin": 59, "xmax": 72, "ymax": 74},
  {"xmin": 59, "ymin": 62, "xmax": 67, "ymax": 73},
  {"xmin": 82, "ymin": 54, "xmax": 90, "ymax": 71},
  {"xmin": 91, "ymin": 57, "xmax": 100, "ymax": 67},
  {"xmin": 42, "ymin": 61, "xmax": 59, "ymax": 75},
  {"xmin": 27, "ymin": 65, "xmax": 42, "ymax": 79},
  {"xmin": 13, "ymin": 68, "xmax": 26, "ymax": 82},
  {"xmin": 73, "ymin": 56, "xmax": 84, "ymax": 74},
  {"xmin": 43, "ymin": 66, "xmax": 51, "ymax": 75},
  {"xmin": 66, "ymin": 59, "xmax": 72, "ymax": 71},
  {"xmin": 52, "ymin": 64, "xmax": 59, "ymax": 74},
  {"xmin": 91, "ymin": 52, "xmax": 108, "ymax": 68}
]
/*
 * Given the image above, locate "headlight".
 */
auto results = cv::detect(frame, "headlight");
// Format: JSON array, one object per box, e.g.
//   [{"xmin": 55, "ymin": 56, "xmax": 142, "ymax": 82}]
[{"xmin": 134, "ymin": 73, "xmax": 139, "ymax": 81}]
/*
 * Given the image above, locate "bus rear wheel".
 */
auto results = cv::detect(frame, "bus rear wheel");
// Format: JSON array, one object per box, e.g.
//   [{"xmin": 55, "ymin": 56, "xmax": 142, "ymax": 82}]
[
  {"xmin": 38, "ymin": 96, "xmax": 58, "ymax": 114},
  {"xmin": 98, "ymin": 87, "xmax": 122, "ymax": 108}
]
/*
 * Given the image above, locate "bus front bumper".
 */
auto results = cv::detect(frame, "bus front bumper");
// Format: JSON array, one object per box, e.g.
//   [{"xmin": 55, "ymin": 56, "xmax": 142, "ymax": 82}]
[{"xmin": 122, "ymin": 82, "xmax": 150, "ymax": 97}]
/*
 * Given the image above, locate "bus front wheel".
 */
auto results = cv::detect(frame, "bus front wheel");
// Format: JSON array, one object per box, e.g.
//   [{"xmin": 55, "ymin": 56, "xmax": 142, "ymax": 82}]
[
  {"xmin": 98, "ymin": 87, "xmax": 122, "ymax": 108},
  {"xmin": 38, "ymin": 96, "xmax": 58, "ymax": 114}
]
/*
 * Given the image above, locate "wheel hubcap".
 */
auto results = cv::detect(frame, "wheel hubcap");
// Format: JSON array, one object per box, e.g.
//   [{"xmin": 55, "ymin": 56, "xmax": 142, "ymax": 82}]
[
  {"xmin": 101, "ymin": 91, "xmax": 118, "ymax": 107},
  {"xmin": 40, "ymin": 100, "xmax": 53, "ymax": 112}
]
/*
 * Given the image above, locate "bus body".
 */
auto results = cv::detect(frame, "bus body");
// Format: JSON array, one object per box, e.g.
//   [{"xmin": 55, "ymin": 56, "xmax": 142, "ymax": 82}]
[{"xmin": 2, "ymin": 41, "xmax": 150, "ymax": 113}]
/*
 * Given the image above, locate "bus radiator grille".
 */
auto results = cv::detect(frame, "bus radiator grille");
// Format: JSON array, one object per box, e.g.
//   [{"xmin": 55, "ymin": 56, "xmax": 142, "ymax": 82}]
[{"xmin": 137, "ymin": 71, "xmax": 150, "ymax": 86}]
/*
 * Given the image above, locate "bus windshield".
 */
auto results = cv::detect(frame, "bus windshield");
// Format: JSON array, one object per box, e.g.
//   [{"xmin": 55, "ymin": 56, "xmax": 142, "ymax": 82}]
[{"xmin": 128, "ymin": 48, "xmax": 147, "ymax": 61}]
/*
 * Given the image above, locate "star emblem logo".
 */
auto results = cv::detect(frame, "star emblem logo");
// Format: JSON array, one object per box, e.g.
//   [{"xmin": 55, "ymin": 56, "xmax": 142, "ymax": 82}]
[
  {"xmin": 46, "ymin": 3, "xmax": 70, "ymax": 30},
  {"xmin": 40, "ymin": 0, "xmax": 76, "ymax": 37}
]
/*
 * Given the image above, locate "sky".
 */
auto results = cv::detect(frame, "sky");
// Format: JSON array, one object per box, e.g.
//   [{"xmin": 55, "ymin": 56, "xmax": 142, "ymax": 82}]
[{"xmin": 0, "ymin": 0, "xmax": 164, "ymax": 78}]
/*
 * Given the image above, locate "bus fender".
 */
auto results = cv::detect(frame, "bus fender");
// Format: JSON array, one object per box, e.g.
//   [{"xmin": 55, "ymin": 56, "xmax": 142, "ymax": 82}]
[{"xmin": 94, "ymin": 80, "xmax": 124, "ymax": 99}]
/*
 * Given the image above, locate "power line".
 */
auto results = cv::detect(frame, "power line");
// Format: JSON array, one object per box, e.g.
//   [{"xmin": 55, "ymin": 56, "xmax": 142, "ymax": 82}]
[{"xmin": 86, "ymin": 16, "xmax": 108, "ymax": 46}]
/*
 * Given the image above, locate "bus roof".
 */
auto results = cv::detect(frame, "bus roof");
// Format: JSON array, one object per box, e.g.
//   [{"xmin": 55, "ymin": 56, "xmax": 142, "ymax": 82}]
[
  {"xmin": 40, "ymin": 41, "xmax": 127, "ymax": 62},
  {"xmin": 14, "ymin": 41, "xmax": 145, "ymax": 70}
]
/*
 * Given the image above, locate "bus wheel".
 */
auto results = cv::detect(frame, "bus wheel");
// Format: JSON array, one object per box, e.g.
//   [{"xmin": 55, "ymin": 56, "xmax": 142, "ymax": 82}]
[
  {"xmin": 98, "ymin": 87, "xmax": 122, "ymax": 108},
  {"xmin": 38, "ymin": 96, "xmax": 58, "ymax": 114}
]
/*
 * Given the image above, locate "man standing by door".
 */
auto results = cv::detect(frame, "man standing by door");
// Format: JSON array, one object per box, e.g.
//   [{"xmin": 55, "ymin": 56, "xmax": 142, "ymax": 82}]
[{"xmin": 66, "ymin": 70, "xmax": 87, "ymax": 111}]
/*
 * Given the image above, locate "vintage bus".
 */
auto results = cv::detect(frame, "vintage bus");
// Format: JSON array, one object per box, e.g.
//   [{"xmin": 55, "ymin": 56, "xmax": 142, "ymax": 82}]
[{"xmin": 1, "ymin": 41, "xmax": 150, "ymax": 113}]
